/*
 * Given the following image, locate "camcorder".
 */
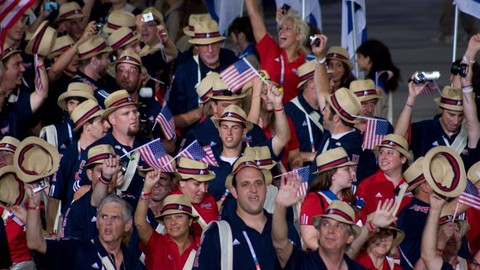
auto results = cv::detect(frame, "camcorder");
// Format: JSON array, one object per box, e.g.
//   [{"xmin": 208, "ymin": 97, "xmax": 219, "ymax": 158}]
[
  {"xmin": 410, "ymin": 71, "xmax": 440, "ymax": 84},
  {"xmin": 32, "ymin": 179, "xmax": 48, "ymax": 194},
  {"xmin": 451, "ymin": 62, "xmax": 468, "ymax": 77}
]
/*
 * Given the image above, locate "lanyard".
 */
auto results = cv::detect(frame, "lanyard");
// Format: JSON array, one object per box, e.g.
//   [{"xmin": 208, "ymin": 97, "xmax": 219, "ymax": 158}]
[
  {"xmin": 77, "ymin": 141, "xmax": 82, "ymax": 161},
  {"xmin": 67, "ymin": 123, "xmax": 72, "ymax": 144},
  {"xmin": 305, "ymin": 113, "xmax": 315, "ymax": 152},
  {"xmin": 279, "ymin": 55, "xmax": 285, "ymax": 86},
  {"xmin": 242, "ymin": 231, "xmax": 261, "ymax": 270}
]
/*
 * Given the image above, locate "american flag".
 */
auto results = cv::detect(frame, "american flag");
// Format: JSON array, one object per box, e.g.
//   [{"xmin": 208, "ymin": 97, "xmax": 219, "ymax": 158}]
[
  {"xmin": 0, "ymin": 0, "xmax": 36, "ymax": 57},
  {"xmin": 179, "ymin": 140, "xmax": 219, "ymax": 167},
  {"xmin": 138, "ymin": 138, "xmax": 175, "ymax": 171},
  {"xmin": 362, "ymin": 118, "xmax": 389, "ymax": 150},
  {"xmin": 288, "ymin": 166, "xmax": 310, "ymax": 198},
  {"xmin": 219, "ymin": 58, "xmax": 257, "ymax": 93},
  {"xmin": 155, "ymin": 106, "xmax": 175, "ymax": 140},
  {"xmin": 459, "ymin": 179, "xmax": 480, "ymax": 210}
]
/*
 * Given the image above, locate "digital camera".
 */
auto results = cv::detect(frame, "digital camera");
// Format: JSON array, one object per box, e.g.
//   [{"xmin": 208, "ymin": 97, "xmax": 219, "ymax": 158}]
[
  {"xmin": 413, "ymin": 71, "xmax": 440, "ymax": 84},
  {"xmin": 451, "ymin": 62, "xmax": 468, "ymax": 77},
  {"xmin": 44, "ymin": 1, "xmax": 58, "ymax": 12},
  {"xmin": 309, "ymin": 36, "xmax": 320, "ymax": 47}
]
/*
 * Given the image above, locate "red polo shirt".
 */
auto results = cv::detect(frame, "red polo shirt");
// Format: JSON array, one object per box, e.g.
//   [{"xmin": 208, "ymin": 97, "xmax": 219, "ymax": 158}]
[
  {"xmin": 256, "ymin": 34, "xmax": 305, "ymax": 104},
  {"xmin": 356, "ymin": 251, "xmax": 402, "ymax": 270},
  {"xmin": 0, "ymin": 208, "xmax": 32, "ymax": 263},
  {"xmin": 144, "ymin": 232, "xmax": 197, "ymax": 270}
]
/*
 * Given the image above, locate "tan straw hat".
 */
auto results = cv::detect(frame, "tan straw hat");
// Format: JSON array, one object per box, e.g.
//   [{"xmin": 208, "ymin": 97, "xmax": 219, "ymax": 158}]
[
  {"xmin": 103, "ymin": 11, "xmax": 136, "ymax": 34},
  {"xmin": 212, "ymin": 105, "xmax": 253, "ymax": 132},
  {"xmin": 438, "ymin": 208, "xmax": 470, "ymax": 236},
  {"xmin": 326, "ymin": 87, "xmax": 361, "ymax": 124},
  {"xmin": 242, "ymin": 146, "xmax": 277, "ymax": 170},
  {"xmin": 176, "ymin": 157, "xmax": 215, "ymax": 182},
  {"xmin": 0, "ymin": 136, "xmax": 20, "ymax": 153},
  {"xmin": 313, "ymin": 147, "xmax": 357, "ymax": 174},
  {"xmin": 196, "ymin": 72, "xmax": 220, "ymax": 103},
  {"xmin": 71, "ymin": 99, "xmax": 104, "ymax": 131},
  {"xmin": 25, "ymin": 21, "xmax": 57, "ymax": 56},
  {"xmin": 183, "ymin": 14, "xmax": 212, "ymax": 37},
  {"xmin": 468, "ymin": 161, "xmax": 480, "ymax": 184},
  {"xmin": 423, "ymin": 146, "xmax": 466, "ymax": 198},
  {"xmin": 225, "ymin": 153, "xmax": 273, "ymax": 188},
  {"xmin": 108, "ymin": 50, "xmax": 147, "ymax": 77},
  {"xmin": 434, "ymin": 86, "xmax": 463, "ymax": 112},
  {"xmin": 57, "ymin": 82, "xmax": 96, "ymax": 110},
  {"xmin": 373, "ymin": 134, "xmax": 412, "ymax": 162},
  {"xmin": 56, "ymin": 2, "xmax": 84, "ymax": 22},
  {"xmin": 297, "ymin": 61, "xmax": 316, "ymax": 89},
  {"xmin": 77, "ymin": 36, "xmax": 112, "ymax": 61},
  {"xmin": 210, "ymin": 78, "xmax": 247, "ymax": 100},
  {"xmin": 158, "ymin": 194, "xmax": 198, "ymax": 221},
  {"xmin": 14, "ymin": 137, "xmax": 60, "ymax": 183},
  {"xmin": 84, "ymin": 144, "xmax": 115, "ymax": 167},
  {"xmin": 188, "ymin": 20, "xmax": 226, "ymax": 45},
  {"xmin": 102, "ymin": 90, "xmax": 140, "ymax": 119},
  {"xmin": 350, "ymin": 79, "xmax": 381, "ymax": 103},
  {"xmin": 404, "ymin": 157, "xmax": 426, "ymax": 192},
  {"xmin": 326, "ymin": 46, "xmax": 352, "ymax": 69},
  {"xmin": 0, "ymin": 166, "xmax": 27, "ymax": 207},
  {"xmin": 1, "ymin": 47, "xmax": 21, "ymax": 61},
  {"xmin": 108, "ymin": 27, "xmax": 139, "ymax": 51},
  {"xmin": 48, "ymin": 35, "xmax": 75, "ymax": 59},
  {"xmin": 312, "ymin": 200, "xmax": 361, "ymax": 236}
]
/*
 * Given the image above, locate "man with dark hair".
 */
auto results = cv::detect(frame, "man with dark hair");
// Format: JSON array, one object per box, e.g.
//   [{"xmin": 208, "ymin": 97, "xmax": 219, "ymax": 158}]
[{"xmin": 228, "ymin": 16, "xmax": 259, "ymax": 69}]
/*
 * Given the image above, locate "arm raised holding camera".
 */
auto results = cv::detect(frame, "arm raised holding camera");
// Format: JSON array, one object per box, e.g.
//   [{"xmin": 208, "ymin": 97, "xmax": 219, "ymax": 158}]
[{"xmin": 394, "ymin": 74, "xmax": 427, "ymax": 137}]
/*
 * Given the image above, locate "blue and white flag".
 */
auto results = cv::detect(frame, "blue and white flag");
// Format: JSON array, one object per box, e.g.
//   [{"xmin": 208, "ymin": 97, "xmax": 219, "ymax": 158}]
[
  {"xmin": 275, "ymin": 0, "xmax": 322, "ymax": 30},
  {"xmin": 341, "ymin": 0, "xmax": 367, "ymax": 65},
  {"xmin": 455, "ymin": 0, "xmax": 480, "ymax": 19},
  {"xmin": 214, "ymin": 0, "xmax": 243, "ymax": 35}
]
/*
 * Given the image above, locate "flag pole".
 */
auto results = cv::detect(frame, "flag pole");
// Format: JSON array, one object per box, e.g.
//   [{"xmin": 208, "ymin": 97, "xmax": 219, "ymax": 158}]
[
  {"xmin": 302, "ymin": 0, "xmax": 306, "ymax": 20},
  {"xmin": 350, "ymin": 0, "xmax": 359, "ymax": 76},
  {"xmin": 452, "ymin": 5, "xmax": 460, "ymax": 62},
  {"xmin": 120, "ymin": 138, "xmax": 161, "ymax": 159}
]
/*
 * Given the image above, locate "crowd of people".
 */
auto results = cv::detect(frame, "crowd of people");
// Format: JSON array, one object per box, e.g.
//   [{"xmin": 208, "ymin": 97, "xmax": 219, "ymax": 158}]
[{"xmin": 0, "ymin": 0, "xmax": 480, "ymax": 269}]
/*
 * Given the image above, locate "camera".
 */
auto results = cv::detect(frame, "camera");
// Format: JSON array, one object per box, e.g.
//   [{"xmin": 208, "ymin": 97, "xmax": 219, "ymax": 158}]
[
  {"xmin": 309, "ymin": 36, "xmax": 320, "ymax": 47},
  {"xmin": 142, "ymin": 12, "xmax": 154, "ymax": 23},
  {"xmin": 139, "ymin": 87, "xmax": 153, "ymax": 98},
  {"xmin": 451, "ymin": 62, "xmax": 468, "ymax": 77},
  {"xmin": 413, "ymin": 71, "xmax": 440, "ymax": 84},
  {"xmin": 281, "ymin": 4, "xmax": 291, "ymax": 14},
  {"xmin": 32, "ymin": 179, "xmax": 48, "ymax": 194},
  {"xmin": 44, "ymin": 1, "xmax": 58, "ymax": 12},
  {"xmin": 95, "ymin": 23, "xmax": 103, "ymax": 32}
]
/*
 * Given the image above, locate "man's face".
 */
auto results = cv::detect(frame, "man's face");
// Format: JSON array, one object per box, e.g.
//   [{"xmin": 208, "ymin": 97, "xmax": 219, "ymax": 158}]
[
  {"xmin": 211, "ymin": 99, "xmax": 242, "ymax": 118},
  {"xmin": 95, "ymin": 53, "xmax": 111, "ymax": 78},
  {"xmin": 108, "ymin": 105, "xmax": 139, "ymax": 137},
  {"xmin": 61, "ymin": 18, "xmax": 84, "ymax": 40},
  {"xmin": 141, "ymin": 21, "xmax": 159, "ymax": 45},
  {"xmin": 317, "ymin": 218, "xmax": 354, "ymax": 252},
  {"xmin": 151, "ymin": 173, "xmax": 173, "ymax": 202},
  {"xmin": 3, "ymin": 54, "xmax": 25, "ymax": 89},
  {"xmin": 0, "ymin": 151, "xmax": 13, "ymax": 168},
  {"xmin": 321, "ymin": 105, "xmax": 335, "ymax": 131},
  {"xmin": 440, "ymin": 109, "xmax": 464, "ymax": 134},
  {"xmin": 218, "ymin": 121, "xmax": 246, "ymax": 150},
  {"xmin": 97, "ymin": 202, "xmax": 131, "ymax": 244},
  {"xmin": 197, "ymin": 42, "xmax": 222, "ymax": 69},
  {"xmin": 360, "ymin": 100, "xmax": 377, "ymax": 118},
  {"xmin": 231, "ymin": 167, "xmax": 266, "ymax": 216},
  {"xmin": 89, "ymin": 116, "xmax": 110, "ymax": 140},
  {"xmin": 88, "ymin": 163, "xmax": 116, "ymax": 193},
  {"xmin": 441, "ymin": 222, "xmax": 462, "ymax": 256},
  {"xmin": 66, "ymin": 99, "xmax": 82, "ymax": 115},
  {"xmin": 116, "ymin": 63, "xmax": 140, "ymax": 94},
  {"xmin": 179, "ymin": 179, "xmax": 208, "ymax": 204},
  {"xmin": 123, "ymin": 40, "xmax": 141, "ymax": 54},
  {"xmin": 6, "ymin": 17, "xmax": 27, "ymax": 43}
]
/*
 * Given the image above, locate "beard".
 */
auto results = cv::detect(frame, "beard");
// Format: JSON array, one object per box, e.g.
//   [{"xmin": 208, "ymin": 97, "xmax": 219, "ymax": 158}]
[{"xmin": 127, "ymin": 125, "xmax": 139, "ymax": 136}]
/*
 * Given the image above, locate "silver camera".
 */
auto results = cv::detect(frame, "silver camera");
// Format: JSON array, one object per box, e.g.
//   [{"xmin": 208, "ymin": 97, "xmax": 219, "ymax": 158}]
[
  {"xmin": 142, "ymin": 12, "xmax": 154, "ymax": 23},
  {"xmin": 32, "ymin": 179, "xmax": 48, "ymax": 194},
  {"xmin": 309, "ymin": 36, "xmax": 320, "ymax": 47},
  {"xmin": 413, "ymin": 71, "xmax": 440, "ymax": 84}
]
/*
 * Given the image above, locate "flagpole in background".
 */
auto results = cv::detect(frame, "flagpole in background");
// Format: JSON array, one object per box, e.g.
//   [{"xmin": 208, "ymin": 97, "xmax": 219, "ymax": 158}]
[
  {"xmin": 302, "ymin": 0, "xmax": 306, "ymax": 20},
  {"xmin": 452, "ymin": 5, "xmax": 460, "ymax": 62},
  {"xmin": 350, "ymin": 0, "xmax": 359, "ymax": 76}
]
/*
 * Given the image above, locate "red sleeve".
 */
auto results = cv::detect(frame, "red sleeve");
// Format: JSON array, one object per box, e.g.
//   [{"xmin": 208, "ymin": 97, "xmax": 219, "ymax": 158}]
[
  {"xmin": 287, "ymin": 117, "xmax": 300, "ymax": 150},
  {"xmin": 256, "ymin": 34, "xmax": 281, "ymax": 65},
  {"xmin": 300, "ymin": 192, "xmax": 328, "ymax": 225}
]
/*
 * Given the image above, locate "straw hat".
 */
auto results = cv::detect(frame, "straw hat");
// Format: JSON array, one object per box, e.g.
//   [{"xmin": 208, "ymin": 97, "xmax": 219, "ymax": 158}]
[
  {"xmin": 312, "ymin": 200, "xmax": 361, "ymax": 236},
  {"xmin": 225, "ymin": 153, "xmax": 273, "ymax": 189},
  {"xmin": 1, "ymin": 47, "xmax": 21, "ymax": 61},
  {"xmin": 77, "ymin": 36, "xmax": 112, "ymax": 61},
  {"xmin": 434, "ymin": 86, "xmax": 463, "ymax": 112},
  {"xmin": 0, "ymin": 136, "xmax": 20, "ymax": 153},
  {"xmin": 188, "ymin": 20, "xmax": 226, "ymax": 45},
  {"xmin": 326, "ymin": 46, "xmax": 352, "ymax": 69},
  {"xmin": 56, "ymin": 2, "xmax": 84, "ymax": 22},
  {"xmin": 57, "ymin": 82, "xmax": 96, "ymax": 110},
  {"xmin": 373, "ymin": 134, "xmax": 412, "ymax": 162},
  {"xmin": 210, "ymin": 78, "xmax": 247, "ymax": 100},
  {"xmin": 196, "ymin": 72, "xmax": 220, "ymax": 103},
  {"xmin": 212, "ymin": 105, "xmax": 253, "ymax": 132},
  {"xmin": 102, "ymin": 90, "xmax": 140, "ymax": 119},
  {"xmin": 368, "ymin": 225, "xmax": 405, "ymax": 246},
  {"xmin": 0, "ymin": 166, "xmax": 27, "ymax": 207},
  {"xmin": 158, "ymin": 194, "xmax": 198, "ymax": 221},
  {"xmin": 84, "ymin": 144, "xmax": 115, "ymax": 167},
  {"xmin": 404, "ymin": 157, "xmax": 426, "ymax": 192},
  {"xmin": 297, "ymin": 61, "xmax": 316, "ymax": 89},
  {"xmin": 183, "ymin": 13, "xmax": 212, "ymax": 37},
  {"xmin": 468, "ymin": 161, "xmax": 480, "ymax": 184},
  {"xmin": 438, "ymin": 208, "xmax": 470, "ymax": 236},
  {"xmin": 48, "ymin": 35, "xmax": 75, "ymax": 59},
  {"xmin": 326, "ymin": 87, "xmax": 361, "ymax": 124},
  {"xmin": 71, "ymin": 99, "xmax": 104, "ymax": 131},
  {"xmin": 349, "ymin": 79, "xmax": 381, "ymax": 103},
  {"xmin": 176, "ymin": 157, "xmax": 215, "ymax": 182},
  {"xmin": 25, "ymin": 21, "xmax": 57, "ymax": 56},
  {"xmin": 242, "ymin": 146, "xmax": 277, "ymax": 170},
  {"xmin": 313, "ymin": 147, "xmax": 357, "ymax": 174},
  {"xmin": 14, "ymin": 137, "xmax": 60, "ymax": 183},
  {"xmin": 423, "ymin": 146, "xmax": 466, "ymax": 198},
  {"xmin": 103, "ymin": 11, "xmax": 136, "ymax": 34},
  {"xmin": 142, "ymin": 7, "xmax": 164, "ymax": 25},
  {"xmin": 108, "ymin": 50, "xmax": 147, "ymax": 77},
  {"xmin": 108, "ymin": 27, "xmax": 139, "ymax": 51},
  {"xmin": 137, "ymin": 156, "xmax": 179, "ymax": 178}
]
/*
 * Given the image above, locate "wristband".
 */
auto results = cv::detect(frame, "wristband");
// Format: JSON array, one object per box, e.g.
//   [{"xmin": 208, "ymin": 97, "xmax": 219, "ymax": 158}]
[
  {"xmin": 316, "ymin": 57, "xmax": 326, "ymax": 65},
  {"xmin": 463, "ymin": 55, "xmax": 476, "ymax": 63},
  {"xmin": 37, "ymin": 64, "xmax": 45, "ymax": 69},
  {"xmin": 98, "ymin": 174, "xmax": 111, "ymax": 185},
  {"xmin": 405, "ymin": 102, "xmax": 414, "ymax": 109},
  {"xmin": 436, "ymin": 248, "xmax": 444, "ymax": 254},
  {"xmin": 28, "ymin": 205, "xmax": 40, "ymax": 210},
  {"xmin": 274, "ymin": 106, "xmax": 284, "ymax": 112},
  {"xmin": 366, "ymin": 221, "xmax": 376, "ymax": 234},
  {"xmin": 139, "ymin": 191, "xmax": 152, "ymax": 201},
  {"xmin": 462, "ymin": 86, "xmax": 473, "ymax": 93}
]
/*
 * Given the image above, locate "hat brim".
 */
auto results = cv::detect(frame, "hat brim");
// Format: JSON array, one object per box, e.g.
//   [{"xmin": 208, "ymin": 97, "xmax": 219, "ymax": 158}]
[
  {"xmin": 0, "ymin": 166, "xmax": 26, "ymax": 206},
  {"xmin": 73, "ymin": 109, "xmax": 104, "ymax": 132},
  {"xmin": 137, "ymin": 166, "xmax": 181, "ymax": 180},
  {"xmin": 357, "ymin": 94, "xmax": 382, "ymax": 103},
  {"xmin": 57, "ymin": 91, "xmax": 96, "ymax": 110},
  {"xmin": 225, "ymin": 166, "xmax": 272, "ymax": 189},
  {"xmin": 188, "ymin": 36, "xmax": 226, "ymax": 45},
  {"xmin": 14, "ymin": 137, "xmax": 60, "ymax": 183},
  {"xmin": 212, "ymin": 117, "xmax": 253, "ymax": 133},
  {"xmin": 178, "ymin": 172, "xmax": 215, "ymax": 182},
  {"xmin": 157, "ymin": 210, "xmax": 199, "ymax": 222},
  {"xmin": 434, "ymin": 98, "xmax": 463, "ymax": 112},
  {"xmin": 326, "ymin": 96, "xmax": 360, "ymax": 124},
  {"xmin": 312, "ymin": 215, "xmax": 361, "ymax": 236},
  {"xmin": 297, "ymin": 76, "xmax": 314, "ymax": 89},
  {"xmin": 423, "ymin": 146, "xmax": 466, "ymax": 198},
  {"xmin": 57, "ymin": 13, "xmax": 85, "ymax": 22},
  {"xmin": 210, "ymin": 91, "xmax": 248, "ymax": 101},
  {"xmin": 468, "ymin": 161, "xmax": 480, "ymax": 184},
  {"xmin": 102, "ymin": 102, "xmax": 141, "ymax": 119},
  {"xmin": 78, "ymin": 46, "xmax": 113, "ymax": 61},
  {"xmin": 25, "ymin": 22, "xmax": 57, "ymax": 56},
  {"xmin": 373, "ymin": 144, "xmax": 412, "ymax": 163},
  {"xmin": 183, "ymin": 26, "xmax": 194, "ymax": 37},
  {"xmin": 312, "ymin": 161, "xmax": 357, "ymax": 175}
]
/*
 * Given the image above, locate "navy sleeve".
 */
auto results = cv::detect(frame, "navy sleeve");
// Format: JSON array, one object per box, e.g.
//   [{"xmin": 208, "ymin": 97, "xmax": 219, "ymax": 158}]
[
  {"xmin": 48, "ymin": 154, "xmax": 67, "ymax": 200},
  {"xmin": 193, "ymin": 223, "xmax": 221, "ymax": 270},
  {"xmin": 168, "ymin": 64, "xmax": 193, "ymax": 116}
]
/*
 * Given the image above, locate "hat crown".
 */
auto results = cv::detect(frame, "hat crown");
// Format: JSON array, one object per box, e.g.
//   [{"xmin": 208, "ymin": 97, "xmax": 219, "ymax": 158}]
[
  {"xmin": 14, "ymin": 137, "xmax": 60, "ymax": 183},
  {"xmin": 66, "ymin": 82, "xmax": 94, "ymax": 95},
  {"xmin": 196, "ymin": 72, "xmax": 220, "ymax": 102},
  {"xmin": 440, "ymin": 86, "xmax": 462, "ymax": 100},
  {"xmin": 349, "ymin": 79, "xmax": 379, "ymax": 102},
  {"xmin": 159, "ymin": 194, "xmax": 195, "ymax": 219},
  {"xmin": 377, "ymin": 134, "xmax": 410, "ymax": 154},
  {"xmin": 71, "ymin": 99, "xmax": 102, "ymax": 126},
  {"xmin": 327, "ymin": 88, "xmax": 361, "ymax": 123},
  {"xmin": 327, "ymin": 46, "xmax": 350, "ymax": 60},
  {"xmin": 219, "ymin": 105, "xmax": 247, "ymax": 122},
  {"xmin": 0, "ymin": 136, "xmax": 20, "ymax": 152},
  {"xmin": 107, "ymin": 10, "xmax": 135, "ymax": 27},
  {"xmin": 176, "ymin": 157, "xmax": 214, "ymax": 182},
  {"xmin": 115, "ymin": 50, "xmax": 143, "ymax": 67},
  {"xmin": 77, "ymin": 36, "xmax": 111, "ymax": 60},
  {"xmin": 297, "ymin": 61, "xmax": 316, "ymax": 79},
  {"xmin": 108, "ymin": 27, "xmax": 137, "ymax": 50},
  {"xmin": 468, "ymin": 161, "xmax": 480, "ymax": 184},
  {"xmin": 86, "ymin": 144, "xmax": 115, "ymax": 166},
  {"xmin": 0, "ymin": 166, "xmax": 25, "ymax": 206},
  {"xmin": 57, "ymin": 2, "xmax": 84, "ymax": 21},
  {"xmin": 142, "ymin": 7, "xmax": 164, "ymax": 24},
  {"xmin": 315, "ymin": 147, "xmax": 352, "ymax": 173},
  {"xmin": 194, "ymin": 20, "xmax": 220, "ymax": 35},
  {"xmin": 242, "ymin": 146, "xmax": 277, "ymax": 169},
  {"xmin": 49, "ymin": 35, "xmax": 75, "ymax": 58},
  {"xmin": 104, "ymin": 90, "xmax": 134, "ymax": 110},
  {"xmin": 325, "ymin": 200, "xmax": 356, "ymax": 223},
  {"xmin": 404, "ymin": 157, "xmax": 425, "ymax": 188}
]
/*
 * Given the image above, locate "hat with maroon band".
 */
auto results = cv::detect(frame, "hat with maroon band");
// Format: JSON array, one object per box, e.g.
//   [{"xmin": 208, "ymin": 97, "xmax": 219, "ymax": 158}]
[
  {"xmin": 188, "ymin": 20, "xmax": 226, "ymax": 45},
  {"xmin": 71, "ymin": 99, "xmax": 104, "ymax": 131},
  {"xmin": 312, "ymin": 200, "xmax": 361, "ymax": 236},
  {"xmin": 77, "ymin": 36, "xmax": 112, "ymax": 61}
]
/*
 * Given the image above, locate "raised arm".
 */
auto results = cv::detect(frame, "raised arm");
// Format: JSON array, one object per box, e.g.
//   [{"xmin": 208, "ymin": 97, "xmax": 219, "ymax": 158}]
[
  {"xmin": 157, "ymin": 24, "xmax": 178, "ymax": 63},
  {"xmin": 420, "ymin": 193, "xmax": 446, "ymax": 269},
  {"xmin": 312, "ymin": 34, "xmax": 330, "ymax": 111},
  {"xmin": 247, "ymin": 77, "xmax": 262, "ymax": 124},
  {"xmin": 30, "ymin": 56, "xmax": 48, "ymax": 113},
  {"xmin": 91, "ymin": 156, "xmax": 120, "ymax": 207},
  {"xmin": 394, "ymin": 75, "xmax": 425, "ymax": 137},
  {"xmin": 268, "ymin": 84, "xmax": 291, "ymax": 157},
  {"xmin": 272, "ymin": 174, "xmax": 303, "ymax": 268},
  {"xmin": 244, "ymin": 0, "xmax": 267, "ymax": 43},
  {"xmin": 134, "ymin": 169, "xmax": 162, "ymax": 245},
  {"xmin": 26, "ymin": 182, "xmax": 48, "ymax": 254}
]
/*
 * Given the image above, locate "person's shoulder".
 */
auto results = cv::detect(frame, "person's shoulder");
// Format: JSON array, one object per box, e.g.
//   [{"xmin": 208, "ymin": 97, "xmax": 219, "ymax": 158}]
[{"xmin": 345, "ymin": 254, "xmax": 366, "ymax": 269}]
